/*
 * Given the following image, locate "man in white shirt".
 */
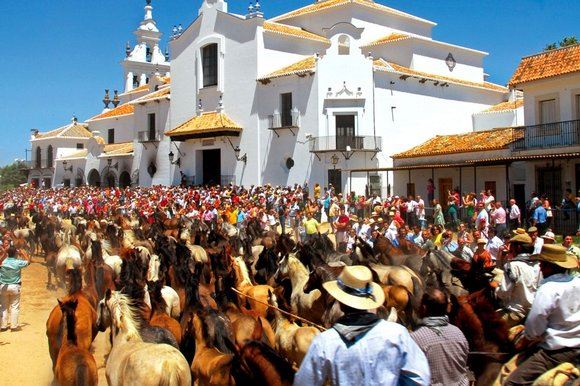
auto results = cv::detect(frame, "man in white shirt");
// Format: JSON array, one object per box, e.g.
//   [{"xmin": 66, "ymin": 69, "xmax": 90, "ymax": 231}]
[
  {"xmin": 485, "ymin": 227, "xmax": 504, "ymax": 263},
  {"xmin": 476, "ymin": 202, "xmax": 489, "ymax": 233},
  {"xmin": 508, "ymin": 199, "xmax": 521, "ymax": 231},
  {"xmin": 505, "ymin": 244, "xmax": 579, "ymax": 386}
]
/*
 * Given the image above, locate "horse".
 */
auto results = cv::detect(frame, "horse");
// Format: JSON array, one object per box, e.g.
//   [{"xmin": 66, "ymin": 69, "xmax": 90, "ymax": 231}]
[
  {"xmin": 275, "ymin": 254, "xmax": 324, "ymax": 324},
  {"xmin": 54, "ymin": 299, "xmax": 98, "ymax": 386},
  {"xmin": 231, "ymin": 256, "xmax": 273, "ymax": 318},
  {"xmin": 54, "ymin": 244, "xmax": 83, "ymax": 288},
  {"xmin": 231, "ymin": 314, "xmax": 276, "ymax": 350},
  {"xmin": 303, "ymin": 264, "xmax": 345, "ymax": 328},
  {"xmin": 267, "ymin": 290, "xmax": 320, "ymax": 366},
  {"xmin": 104, "ymin": 290, "xmax": 191, "ymax": 386},
  {"xmin": 147, "ymin": 280, "xmax": 182, "ymax": 345},
  {"xmin": 46, "ymin": 269, "xmax": 97, "ymax": 369},
  {"xmin": 191, "ymin": 309, "xmax": 236, "ymax": 386},
  {"xmin": 89, "ymin": 239, "xmax": 117, "ymax": 300}
]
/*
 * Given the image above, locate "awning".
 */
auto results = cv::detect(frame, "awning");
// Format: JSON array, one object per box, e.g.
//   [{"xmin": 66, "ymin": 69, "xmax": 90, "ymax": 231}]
[{"xmin": 165, "ymin": 111, "xmax": 242, "ymax": 141}]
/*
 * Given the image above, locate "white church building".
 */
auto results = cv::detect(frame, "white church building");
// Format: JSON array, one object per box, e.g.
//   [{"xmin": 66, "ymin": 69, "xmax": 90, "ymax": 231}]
[{"xmin": 28, "ymin": 0, "xmax": 513, "ymax": 194}]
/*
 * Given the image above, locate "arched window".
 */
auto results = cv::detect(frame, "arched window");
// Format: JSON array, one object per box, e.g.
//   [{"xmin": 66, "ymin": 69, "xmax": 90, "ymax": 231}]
[
  {"xmin": 47, "ymin": 145, "xmax": 54, "ymax": 168},
  {"xmin": 202, "ymin": 44, "xmax": 218, "ymax": 87},
  {"xmin": 35, "ymin": 147, "xmax": 42, "ymax": 168},
  {"xmin": 338, "ymin": 35, "xmax": 350, "ymax": 55}
]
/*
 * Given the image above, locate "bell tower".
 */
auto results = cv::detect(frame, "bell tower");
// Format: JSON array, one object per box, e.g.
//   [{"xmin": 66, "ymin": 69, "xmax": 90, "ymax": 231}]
[{"xmin": 123, "ymin": 0, "xmax": 170, "ymax": 92}]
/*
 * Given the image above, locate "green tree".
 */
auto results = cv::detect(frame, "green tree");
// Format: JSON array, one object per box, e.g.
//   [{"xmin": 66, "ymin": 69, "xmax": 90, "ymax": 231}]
[
  {"xmin": 0, "ymin": 161, "xmax": 28, "ymax": 191},
  {"xmin": 545, "ymin": 42, "xmax": 558, "ymax": 51},
  {"xmin": 545, "ymin": 36, "xmax": 578, "ymax": 51}
]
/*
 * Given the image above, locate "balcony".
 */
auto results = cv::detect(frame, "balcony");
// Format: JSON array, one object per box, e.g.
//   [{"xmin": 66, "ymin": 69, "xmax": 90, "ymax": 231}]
[
  {"xmin": 138, "ymin": 130, "xmax": 161, "ymax": 149},
  {"xmin": 309, "ymin": 135, "xmax": 382, "ymax": 160},
  {"xmin": 268, "ymin": 109, "xmax": 300, "ymax": 137},
  {"xmin": 511, "ymin": 119, "xmax": 580, "ymax": 151}
]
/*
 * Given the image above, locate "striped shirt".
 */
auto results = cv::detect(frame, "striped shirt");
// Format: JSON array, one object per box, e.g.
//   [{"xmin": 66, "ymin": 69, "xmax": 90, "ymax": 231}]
[{"xmin": 411, "ymin": 323, "xmax": 470, "ymax": 386}]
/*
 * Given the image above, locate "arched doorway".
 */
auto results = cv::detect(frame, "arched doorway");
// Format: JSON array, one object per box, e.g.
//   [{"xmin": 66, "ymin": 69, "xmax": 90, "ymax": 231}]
[
  {"xmin": 103, "ymin": 171, "xmax": 117, "ymax": 188},
  {"xmin": 119, "ymin": 171, "xmax": 131, "ymax": 188},
  {"xmin": 87, "ymin": 169, "xmax": 101, "ymax": 187}
]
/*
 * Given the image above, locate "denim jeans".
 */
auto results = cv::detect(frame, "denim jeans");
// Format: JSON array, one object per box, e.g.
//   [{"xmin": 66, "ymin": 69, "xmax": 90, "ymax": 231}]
[{"xmin": 0, "ymin": 284, "xmax": 21, "ymax": 329}]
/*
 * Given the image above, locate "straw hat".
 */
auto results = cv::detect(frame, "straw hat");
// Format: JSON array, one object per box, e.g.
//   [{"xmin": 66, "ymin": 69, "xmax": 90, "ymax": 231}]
[
  {"xmin": 510, "ymin": 232, "xmax": 533, "ymax": 245},
  {"xmin": 349, "ymin": 215, "xmax": 359, "ymax": 222},
  {"xmin": 541, "ymin": 231, "xmax": 556, "ymax": 241},
  {"xmin": 512, "ymin": 228, "xmax": 527, "ymax": 235},
  {"xmin": 477, "ymin": 238, "xmax": 487, "ymax": 245},
  {"xmin": 527, "ymin": 226, "xmax": 538, "ymax": 233},
  {"xmin": 322, "ymin": 266, "xmax": 384, "ymax": 310},
  {"xmin": 531, "ymin": 244, "xmax": 578, "ymax": 269}
]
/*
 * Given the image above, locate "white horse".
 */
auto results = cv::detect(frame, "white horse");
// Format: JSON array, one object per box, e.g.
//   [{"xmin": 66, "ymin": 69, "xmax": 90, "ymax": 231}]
[
  {"xmin": 179, "ymin": 229, "xmax": 208, "ymax": 264},
  {"xmin": 55, "ymin": 245, "xmax": 83, "ymax": 288},
  {"xmin": 276, "ymin": 254, "xmax": 322, "ymax": 319},
  {"xmin": 143, "ymin": 283, "xmax": 181, "ymax": 319},
  {"xmin": 104, "ymin": 291, "xmax": 191, "ymax": 386}
]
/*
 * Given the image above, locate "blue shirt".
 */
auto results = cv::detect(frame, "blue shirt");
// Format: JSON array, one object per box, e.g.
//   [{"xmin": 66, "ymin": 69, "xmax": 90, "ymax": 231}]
[
  {"xmin": 0, "ymin": 257, "xmax": 29, "ymax": 285},
  {"xmin": 295, "ymin": 320, "xmax": 430, "ymax": 386},
  {"xmin": 532, "ymin": 206, "xmax": 547, "ymax": 224}
]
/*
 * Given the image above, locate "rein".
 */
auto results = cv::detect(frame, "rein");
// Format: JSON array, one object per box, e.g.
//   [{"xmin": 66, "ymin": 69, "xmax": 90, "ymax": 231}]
[{"xmin": 230, "ymin": 287, "xmax": 327, "ymax": 331}]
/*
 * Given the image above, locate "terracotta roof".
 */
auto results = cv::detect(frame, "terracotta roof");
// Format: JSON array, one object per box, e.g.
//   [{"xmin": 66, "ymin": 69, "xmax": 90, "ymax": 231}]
[
  {"xmin": 392, "ymin": 127, "xmax": 524, "ymax": 158},
  {"xmin": 271, "ymin": 0, "xmax": 434, "ymax": 25},
  {"xmin": 58, "ymin": 149, "xmax": 88, "ymax": 161},
  {"xmin": 130, "ymin": 86, "xmax": 171, "ymax": 104},
  {"xmin": 101, "ymin": 142, "xmax": 134, "ymax": 157},
  {"xmin": 263, "ymin": 22, "xmax": 330, "ymax": 44},
  {"xmin": 374, "ymin": 59, "xmax": 508, "ymax": 92},
  {"xmin": 480, "ymin": 99, "xmax": 524, "ymax": 113},
  {"xmin": 120, "ymin": 84, "xmax": 150, "ymax": 96},
  {"xmin": 509, "ymin": 44, "xmax": 580, "ymax": 87},
  {"xmin": 258, "ymin": 56, "xmax": 316, "ymax": 81},
  {"xmin": 362, "ymin": 32, "xmax": 411, "ymax": 47},
  {"xmin": 33, "ymin": 122, "xmax": 92, "ymax": 140},
  {"xmin": 89, "ymin": 103, "xmax": 135, "ymax": 121},
  {"xmin": 94, "ymin": 136, "xmax": 106, "ymax": 145},
  {"xmin": 166, "ymin": 112, "xmax": 242, "ymax": 137},
  {"xmin": 160, "ymin": 76, "xmax": 171, "ymax": 84}
]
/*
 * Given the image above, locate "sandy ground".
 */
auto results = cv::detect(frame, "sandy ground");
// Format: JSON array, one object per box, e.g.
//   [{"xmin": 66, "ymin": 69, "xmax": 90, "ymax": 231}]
[{"xmin": 0, "ymin": 256, "xmax": 109, "ymax": 386}]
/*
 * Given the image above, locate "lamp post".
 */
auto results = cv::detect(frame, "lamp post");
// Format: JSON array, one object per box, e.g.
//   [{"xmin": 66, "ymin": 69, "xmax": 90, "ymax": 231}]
[
  {"xmin": 233, "ymin": 145, "xmax": 247, "ymax": 163},
  {"xmin": 168, "ymin": 151, "xmax": 181, "ymax": 167},
  {"xmin": 63, "ymin": 161, "xmax": 73, "ymax": 173},
  {"xmin": 331, "ymin": 154, "xmax": 339, "ymax": 169}
]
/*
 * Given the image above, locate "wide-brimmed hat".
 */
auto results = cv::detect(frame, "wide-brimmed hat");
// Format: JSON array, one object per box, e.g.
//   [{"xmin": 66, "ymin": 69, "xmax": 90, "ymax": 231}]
[
  {"xmin": 532, "ymin": 244, "xmax": 578, "ymax": 269},
  {"xmin": 512, "ymin": 228, "xmax": 527, "ymax": 235},
  {"xmin": 322, "ymin": 266, "xmax": 384, "ymax": 310},
  {"xmin": 477, "ymin": 238, "xmax": 487, "ymax": 244},
  {"xmin": 349, "ymin": 215, "xmax": 359, "ymax": 222},
  {"xmin": 510, "ymin": 232, "xmax": 533, "ymax": 245},
  {"xmin": 527, "ymin": 226, "xmax": 538, "ymax": 233},
  {"xmin": 541, "ymin": 231, "xmax": 556, "ymax": 241}
]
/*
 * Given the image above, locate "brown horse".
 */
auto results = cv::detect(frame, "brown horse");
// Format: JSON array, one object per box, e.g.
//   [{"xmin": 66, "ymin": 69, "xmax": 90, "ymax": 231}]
[
  {"xmin": 191, "ymin": 311, "xmax": 235, "ymax": 385},
  {"xmin": 54, "ymin": 299, "xmax": 98, "ymax": 386},
  {"xmin": 147, "ymin": 280, "xmax": 182, "ymax": 345},
  {"xmin": 46, "ymin": 269, "xmax": 97, "ymax": 369}
]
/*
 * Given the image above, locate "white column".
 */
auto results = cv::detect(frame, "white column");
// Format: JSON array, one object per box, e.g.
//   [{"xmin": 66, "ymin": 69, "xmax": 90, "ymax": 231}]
[
  {"xmin": 140, "ymin": 73, "xmax": 147, "ymax": 86},
  {"xmin": 125, "ymin": 71, "xmax": 134, "ymax": 92}
]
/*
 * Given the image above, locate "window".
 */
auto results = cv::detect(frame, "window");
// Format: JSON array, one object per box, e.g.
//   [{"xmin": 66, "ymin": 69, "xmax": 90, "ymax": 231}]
[
  {"xmin": 338, "ymin": 35, "xmax": 350, "ymax": 55},
  {"xmin": 406, "ymin": 183, "xmax": 416, "ymax": 198},
  {"xmin": 484, "ymin": 181, "xmax": 496, "ymax": 198},
  {"xmin": 76, "ymin": 143, "xmax": 84, "ymax": 149},
  {"xmin": 108, "ymin": 129, "xmax": 115, "ymax": 144},
  {"xmin": 47, "ymin": 145, "xmax": 53, "ymax": 168},
  {"xmin": 280, "ymin": 93, "xmax": 293, "ymax": 127},
  {"xmin": 148, "ymin": 113, "xmax": 156, "ymax": 141},
  {"xmin": 146, "ymin": 46, "xmax": 152, "ymax": 63},
  {"xmin": 335, "ymin": 115, "xmax": 356, "ymax": 150},
  {"xmin": 539, "ymin": 99, "xmax": 557, "ymax": 124},
  {"xmin": 575, "ymin": 94, "xmax": 580, "ymax": 119},
  {"xmin": 35, "ymin": 147, "xmax": 42, "ymax": 168},
  {"xmin": 202, "ymin": 44, "xmax": 218, "ymax": 87},
  {"xmin": 133, "ymin": 75, "xmax": 139, "ymax": 88}
]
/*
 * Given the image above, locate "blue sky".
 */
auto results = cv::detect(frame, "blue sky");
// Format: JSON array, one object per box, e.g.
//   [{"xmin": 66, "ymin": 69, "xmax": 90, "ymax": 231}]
[{"xmin": 0, "ymin": 0, "xmax": 577, "ymax": 166}]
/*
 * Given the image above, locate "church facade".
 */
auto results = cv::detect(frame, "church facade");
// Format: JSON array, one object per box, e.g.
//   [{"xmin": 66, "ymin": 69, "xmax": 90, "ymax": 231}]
[{"xmin": 28, "ymin": 0, "xmax": 512, "ymax": 194}]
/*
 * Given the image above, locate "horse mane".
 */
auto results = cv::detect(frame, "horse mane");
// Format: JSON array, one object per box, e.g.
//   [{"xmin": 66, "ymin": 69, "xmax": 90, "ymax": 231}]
[
  {"xmin": 199, "ymin": 308, "xmax": 234, "ymax": 354},
  {"xmin": 234, "ymin": 257, "xmax": 252, "ymax": 286},
  {"xmin": 174, "ymin": 241, "xmax": 192, "ymax": 285},
  {"xmin": 147, "ymin": 280, "xmax": 168, "ymax": 316},
  {"xmin": 109, "ymin": 291, "xmax": 142, "ymax": 340},
  {"xmin": 67, "ymin": 268, "xmax": 83, "ymax": 295},
  {"xmin": 287, "ymin": 254, "xmax": 309, "ymax": 277},
  {"xmin": 91, "ymin": 240, "xmax": 104, "ymax": 265},
  {"xmin": 60, "ymin": 299, "xmax": 79, "ymax": 346},
  {"xmin": 238, "ymin": 340, "xmax": 295, "ymax": 385}
]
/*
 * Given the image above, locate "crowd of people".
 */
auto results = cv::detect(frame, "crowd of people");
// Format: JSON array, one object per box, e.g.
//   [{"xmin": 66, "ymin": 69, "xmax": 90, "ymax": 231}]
[{"xmin": 0, "ymin": 183, "xmax": 579, "ymax": 385}]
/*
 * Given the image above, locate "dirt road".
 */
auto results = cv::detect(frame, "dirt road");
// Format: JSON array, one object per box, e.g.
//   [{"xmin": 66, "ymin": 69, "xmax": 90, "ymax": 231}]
[{"xmin": 0, "ymin": 256, "xmax": 109, "ymax": 386}]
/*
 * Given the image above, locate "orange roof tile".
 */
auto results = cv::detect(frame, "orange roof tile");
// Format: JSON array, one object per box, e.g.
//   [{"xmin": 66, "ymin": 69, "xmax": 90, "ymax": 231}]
[
  {"xmin": 509, "ymin": 44, "xmax": 580, "ymax": 87},
  {"xmin": 131, "ymin": 86, "xmax": 171, "ymax": 104},
  {"xmin": 374, "ymin": 59, "xmax": 507, "ymax": 92},
  {"xmin": 101, "ymin": 142, "xmax": 134, "ymax": 157},
  {"xmin": 121, "ymin": 84, "xmax": 150, "ymax": 96},
  {"xmin": 58, "ymin": 149, "xmax": 89, "ymax": 161},
  {"xmin": 33, "ymin": 122, "xmax": 92, "ymax": 140},
  {"xmin": 258, "ymin": 56, "xmax": 316, "ymax": 81},
  {"xmin": 362, "ymin": 32, "xmax": 410, "ymax": 47},
  {"xmin": 263, "ymin": 22, "xmax": 330, "ymax": 44},
  {"xmin": 392, "ymin": 127, "xmax": 524, "ymax": 159},
  {"xmin": 272, "ymin": 0, "xmax": 433, "ymax": 25},
  {"xmin": 89, "ymin": 104, "xmax": 135, "ymax": 121},
  {"xmin": 166, "ymin": 112, "xmax": 242, "ymax": 137},
  {"xmin": 480, "ymin": 99, "xmax": 524, "ymax": 113}
]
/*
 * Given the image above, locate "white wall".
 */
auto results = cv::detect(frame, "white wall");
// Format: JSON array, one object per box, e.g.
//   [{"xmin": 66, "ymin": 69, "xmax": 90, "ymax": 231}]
[{"xmin": 472, "ymin": 108, "xmax": 524, "ymax": 131}]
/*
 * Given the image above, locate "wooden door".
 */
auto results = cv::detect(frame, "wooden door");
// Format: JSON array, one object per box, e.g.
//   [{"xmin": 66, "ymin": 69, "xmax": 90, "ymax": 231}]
[{"xmin": 438, "ymin": 178, "xmax": 453, "ymax": 208}]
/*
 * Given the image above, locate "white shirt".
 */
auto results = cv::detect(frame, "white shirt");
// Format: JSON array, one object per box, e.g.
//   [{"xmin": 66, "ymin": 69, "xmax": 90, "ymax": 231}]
[
  {"xmin": 533, "ymin": 237, "xmax": 544, "ymax": 255},
  {"xmin": 295, "ymin": 320, "xmax": 430, "ymax": 386},
  {"xmin": 485, "ymin": 236, "xmax": 504, "ymax": 261},
  {"xmin": 525, "ymin": 274, "xmax": 580, "ymax": 350},
  {"xmin": 476, "ymin": 209, "xmax": 489, "ymax": 228},
  {"xmin": 496, "ymin": 256, "xmax": 541, "ymax": 317},
  {"xmin": 509, "ymin": 204, "xmax": 520, "ymax": 220}
]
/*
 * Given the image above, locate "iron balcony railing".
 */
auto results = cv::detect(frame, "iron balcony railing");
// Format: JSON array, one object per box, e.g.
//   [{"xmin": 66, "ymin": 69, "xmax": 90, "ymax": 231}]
[
  {"xmin": 137, "ymin": 130, "xmax": 161, "ymax": 142},
  {"xmin": 511, "ymin": 119, "xmax": 580, "ymax": 151},
  {"xmin": 310, "ymin": 135, "xmax": 382, "ymax": 152},
  {"xmin": 268, "ymin": 109, "xmax": 300, "ymax": 129}
]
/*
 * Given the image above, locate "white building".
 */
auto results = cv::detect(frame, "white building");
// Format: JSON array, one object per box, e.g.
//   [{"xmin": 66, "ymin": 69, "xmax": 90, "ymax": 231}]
[{"xmin": 29, "ymin": 0, "xmax": 513, "ymax": 194}]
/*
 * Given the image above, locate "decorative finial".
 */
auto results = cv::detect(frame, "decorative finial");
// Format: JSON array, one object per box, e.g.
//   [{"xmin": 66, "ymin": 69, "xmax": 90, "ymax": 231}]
[
  {"xmin": 255, "ymin": 0, "xmax": 261, "ymax": 11},
  {"xmin": 249, "ymin": 2, "xmax": 254, "ymax": 13},
  {"xmin": 146, "ymin": 0, "xmax": 151, "ymax": 5},
  {"xmin": 172, "ymin": 25, "xmax": 178, "ymax": 37},
  {"xmin": 103, "ymin": 89, "xmax": 111, "ymax": 109},
  {"xmin": 164, "ymin": 47, "xmax": 169, "ymax": 61},
  {"xmin": 126, "ymin": 42, "xmax": 131, "ymax": 57},
  {"xmin": 112, "ymin": 90, "xmax": 120, "ymax": 108},
  {"xmin": 197, "ymin": 99, "xmax": 203, "ymax": 115},
  {"xmin": 177, "ymin": 24, "xmax": 183, "ymax": 34},
  {"xmin": 217, "ymin": 94, "xmax": 224, "ymax": 112},
  {"xmin": 72, "ymin": 116, "xmax": 78, "ymax": 124}
]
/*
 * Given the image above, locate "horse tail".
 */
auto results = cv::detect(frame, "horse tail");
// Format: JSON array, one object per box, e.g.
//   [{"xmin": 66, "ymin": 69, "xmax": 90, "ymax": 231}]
[
  {"xmin": 159, "ymin": 360, "xmax": 182, "ymax": 386},
  {"xmin": 75, "ymin": 363, "xmax": 88, "ymax": 386}
]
